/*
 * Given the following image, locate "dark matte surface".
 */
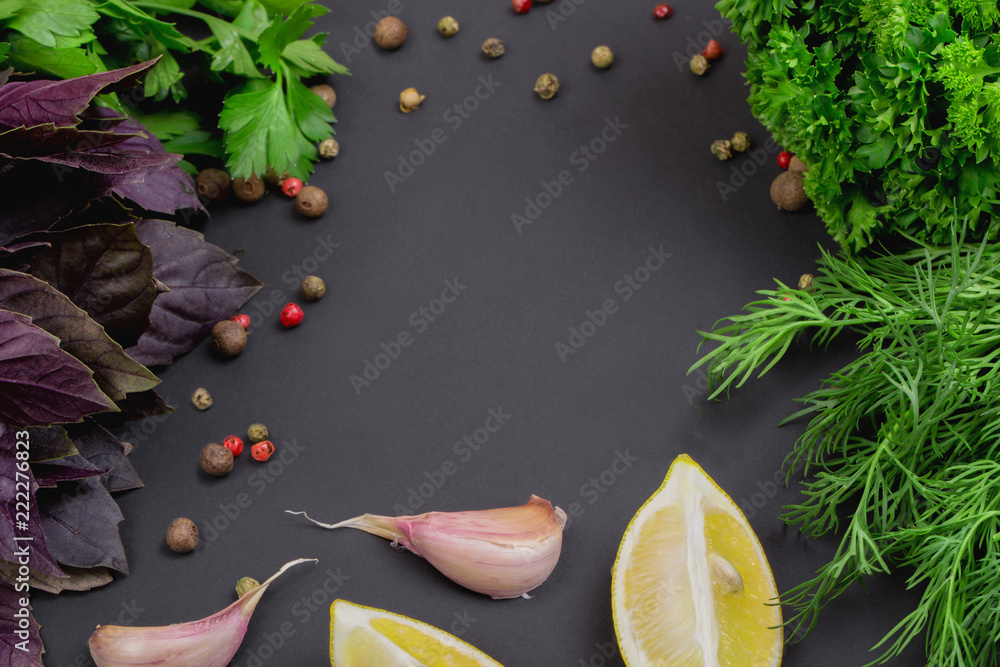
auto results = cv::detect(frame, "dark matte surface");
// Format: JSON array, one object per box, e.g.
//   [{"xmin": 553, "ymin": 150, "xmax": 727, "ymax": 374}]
[{"xmin": 34, "ymin": 1, "xmax": 926, "ymax": 665}]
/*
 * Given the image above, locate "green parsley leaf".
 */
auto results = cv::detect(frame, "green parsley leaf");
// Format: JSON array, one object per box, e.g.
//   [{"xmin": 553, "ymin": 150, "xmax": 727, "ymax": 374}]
[
  {"xmin": 282, "ymin": 34, "xmax": 350, "ymax": 77},
  {"xmin": 3, "ymin": 34, "xmax": 97, "ymax": 78},
  {"xmin": 7, "ymin": 0, "xmax": 99, "ymax": 48},
  {"xmin": 128, "ymin": 109, "xmax": 201, "ymax": 141},
  {"xmin": 96, "ymin": 0, "xmax": 193, "ymax": 52},
  {"xmin": 162, "ymin": 130, "xmax": 223, "ymax": 158},
  {"xmin": 220, "ymin": 78, "xmax": 309, "ymax": 179},
  {"xmin": 143, "ymin": 38, "xmax": 186, "ymax": 102},
  {"xmin": 0, "ymin": 0, "xmax": 28, "ymax": 21},
  {"xmin": 202, "ymin": 14, "xmax": 262, "ymax": 77},
  {"xmin": 257, "ymin": 3, "xmax": 326, "ymax": 72},
  {"xmin": 232, "ymin": 0, "xmax": 270, "ymax": 38}
]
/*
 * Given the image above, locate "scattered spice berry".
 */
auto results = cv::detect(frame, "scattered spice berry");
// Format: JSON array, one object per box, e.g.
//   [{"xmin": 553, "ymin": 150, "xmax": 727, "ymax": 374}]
[
  {"xmin": 399, "ymin": 87, "xmax": 425, "ymax": 113},
  {"xmin": 301, "ymin": 275, "xmax": 326, "ymax": 301},
  {"xmin": 770, "ymin": 170, "xmax": 809, "ymax": 211},
  {"xmin": 233, "ymin": 174, "xmax": 265, "ymax": 203},
  {"xmin": 482, "ymin": 38, "xmax": 505, "ymax": 58},
  {"xmin": 310, "ymin": 83, "xmax": 336, "ymax": 108},
  {"xmin": 798, "ymin": 273, "xmax": 814, "ymax": 290},
  {"xmin": 777, "ymin": 151, "xmax": 792, "ymax": 169},
  {"xmin": 512, "ymin": 0, "xmax": 531, "ymax": 14},
  {"xmin": 247, "ymin": 423, "xmax": 269, "ymax": 443},
  {"xmin": 281, "ymin": 177, "xmax": 304, "ymax": 197},
  {"xmin": 251, "ymin": 440, "xmax": 275, "ymax": 462},
  {"xmin": 211, "ymin": 319, "xmax": 247, "ymax": 357},
  {"xmin": 438, "ymin": 16, "xmax": 459, "ymax": 36},
  {"xmin": 231, "ymin": 313, "xmax": 250, "ymax": 330},
  {"xmin": 711, "ymin": 139, "xmax": 733, "ymax": 161},
  {"xmin": 196, "ymin": 168, "xmax": 231, "ymax": 202},
  {"xmin": 191, "ymin": 387, "xmax": 212, "ymax": 410},
  {"xmin": 166, "ymin": 518, "xmax": 199, "ymax": 553},
  {"xmin": 788, "ymin": 155, "xmax": 808, "ymax": 172},
  {"xmin": 280, "ymin": 303, "xmax": 304, "ymax": 327},
  {"xmin": 534, "ymin": 73, "xmax": 560, "ymax": 100},
  {"xmin": 701, "ymin": 39, "xmax": 725, "ymax": 61},
  {"xmin": 200, "ymin": 443, "xmax": 234, "ymax": 476},
  {"xmin": 236, "ymin": 577, "xmax": 260, "ymax": 598},
  {"xmin": 296, "ymin": 185, "xmax": 328, "ymax": 218},
  {"xmin": 223, "ymin": 435, "xmax": 244, "ymax": 457},
  {"xmin": 730, "ymin": 132, "xmax": 752, "ymax": 152},
  {"xmin": 690, "ymin": 54, "xmax": 710, "ymax": 75},
  {"xmin": 319, "ymin": 138, "xmax": 339, "ymax": 160},
  {"xmin": 264, "ymin": 165, "xmax": 289, "ymax": 186},
  {"xmin": 591, "ymin": 45, "xmax": 614, "ymax": 69},
  {"xmin": 653, "ymin": 3, "xmax": 673, "ymax": 19},
  {"xmin": 374, "ymin": 16, "xmax": 408, "ymax": 50}
]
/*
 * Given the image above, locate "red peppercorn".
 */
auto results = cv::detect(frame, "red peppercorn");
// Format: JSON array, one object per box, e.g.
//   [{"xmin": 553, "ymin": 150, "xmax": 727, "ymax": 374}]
[
  {"xmin": 512, "ymin": 0, "xmax": 531, "ymax": 13},
  {"xmin": 653, "ymin": 3, "xmax": 673, "ymax": 19},
  {"xmin": 280, "ymin": 303, "xmax": 304, "ymax": 327},
  {"xmin": 281, "ymin": 177, "xmax": 304, "ymax": 197},
  {"xmin": 777, "ymin": 151, "xmax": 792, "ymax": 169},
  {"xmin": 231, "ymin": 314, "xmax": 250, "ymax": 330},
  {"xmin": 251, "ymin": 440, "xmax": 274, "ymax": 461},
  {"xmin": 223, "ymin": 435, "xmax": 244, "ymax": 456},
  {"xmin": 701, "ymin": 39, "xmax": 724, "ymax": 61}
]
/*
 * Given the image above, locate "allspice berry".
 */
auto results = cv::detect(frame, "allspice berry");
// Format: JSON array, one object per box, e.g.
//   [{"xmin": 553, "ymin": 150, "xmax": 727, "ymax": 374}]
[
  {"xmin": 788, "ymin": 155, "xmax": 808, "ymax": 171},
  {"xmin": 196, "ymin": 168, "xmax": 231, "ymax": 202},
  {"xmin": 247, "ymin": 423, "xmax": 269, "ymax": 443},
  {"xmin": 233, "ymin": 174, "xmax": 265, "ymax": 203},
  {"xmin": 711, "ymin": 139, "xmax": 733, "ymax": 160},
  {"xmin": 296, "ymin": 185, "xmax": 328, "ymax": 218},
  {"xmin": 264, "ymin": 165, "xmax": 289, "ymax": 187},
  {"xmin": 200, "ymin": 443, "xmax": 233, "ymax": 476},
  {"xmin": 319, "ymin": 138, "xmax": 339, "ymax": 160},
  {"xmin": 374, "ymin": 16, "xmax": 407, "ymax": 50},
  {"xmin": 731, "ymin": 132, "xmax": 752, "ymax": 152},
  {"xmin": 690, "ymin": 54, "xmax": 710, "ymax": 75},
  {"xmin": 770, "ymin": 170, "xmax": 809, "ymax": 211},
  {"xmin": 438, "ymin": 16, "xmax": 459, "ymax": 37},
  {"xmin": 301, "ymin": 275, "xmax": 326, "ymax": 301},
  {"xmin": 211, "ymin": 319, "xmax": 247, "ymax": 357},
  {"xmin": 166, "ymin": 518, "xmax": 199, "ymax": 553},
  {"xmin": 591, "ymin": 45, "xmax": 614, "ymax": 69},
  {"xmin": 191, "ymin": 387, "xmax": 212, "ymax": 410},
  {"xmin": 310, "ymin": 83, "xmax": 336, "ymax": 108},
  {"xmin": 482, "ymin": 37, "xmax": 505, "ymax": 58},
  {"xmin": 534, "ymin": 73, "xmax": 560, "ymax": 100},
  {"xmin": 399, "ymin": 87, "xmax": 425, "ymax": 113}
]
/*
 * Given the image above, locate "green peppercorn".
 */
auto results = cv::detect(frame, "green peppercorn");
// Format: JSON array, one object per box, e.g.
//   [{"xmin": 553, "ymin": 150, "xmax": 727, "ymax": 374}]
[
  {"xmin": 247, "ymin": 423, "xmax": 269, "ymax": 443},
  {"xmin": 438, "ymin": 16, "xmax": 459, "ymax": 37},
  {"xmin": 730, "ymin": 132, "xmax": 752, "ymax": 152},
  {"xmin": 534, "ymin": 73, "xmax": 560, "ymax": 100},
  {"xmin": 301, "ymin": 275, "xmax": 326, "ymax": 301},
  {"xmin": 191, "ymin": 387, "xmax": 212, "ymax": 410},
  {"xmin": 711, "ymin": 139, "xmax": 733, "ymax": 161},
  {"xmin": 236, "ymin": 577, "xmax": 260, "ymax": 597},
  {"xmin": 482, "ymin": 38, "xmax": 505, "ymax": 58},
  {"xmin": 690, "ymin": 54, "xmax": 710, "ymax": 75},
  {"xmin": 591, "ymin": 45, "xmax": 614, "ymax": 69},
  {"xmin": 319, "ymin": 138, "xmax": 339, "ymax": 160}
]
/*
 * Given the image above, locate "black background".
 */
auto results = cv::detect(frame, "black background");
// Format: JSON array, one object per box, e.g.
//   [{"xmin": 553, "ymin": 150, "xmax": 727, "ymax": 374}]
[{"xmin": 34, "ymin": 0, "xmax": 927, "ymax": 665}]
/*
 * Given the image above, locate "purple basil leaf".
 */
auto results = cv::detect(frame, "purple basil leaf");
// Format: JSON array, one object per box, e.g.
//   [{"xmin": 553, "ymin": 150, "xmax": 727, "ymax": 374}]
[
  {"xmin": 32, "ymin": 460, "xmax": 105, "ymax": 488},
  {"xmin": 31, "ymin": 148, "xmax": 178, "ymax": 175},
  {"xmin": 0, "ymin": 124, "xmax": 132, "ymax": 159},
  {"xmin": 36, "ymin": 476, "xmax": 127, "ymax": 573},
  {"xmin": 0, "ymin": 310, "xmax": 115, "ymax": 426},
  {"xmin": 126, "ymin": 220, "xmax": 264, "ymax": 366},
  {"xmin": 26, "ymin": 223, "xmax": 157, "ymax": 348},
  {"xmin": 0, "ymin": 561, "xmax": 112, "ymax": 594},
  {"xmin": 0, "ymin": 242, "xmax": 49, "ymax": 259},
  {"xmin": 25, "ymin": 426, "xmax": 77, "ymax": 463},
  {"xmin": 97, "ymin": 389, "xmax": 173, "ymax": 428},
  {"xmin": 0, "ymin": 582, "xmax": 43, "ymax": 667},
  {"xmin": 0, "ymin": 422, "xmax": 64, "ymax": 578},
  {"xmin": 86, "ymin": 109, "xmax": 205, "ymax": 216},
  {"xmin": 0, "ymin": 60, "xmax": 157, "ymax": 130},
  {"xmin": 0, "ymin": 269, "xmax": 159, "ymax": 402},
  {"xmin": 65, "ymin": 422, "xmax": 142, "ymax": 492}
]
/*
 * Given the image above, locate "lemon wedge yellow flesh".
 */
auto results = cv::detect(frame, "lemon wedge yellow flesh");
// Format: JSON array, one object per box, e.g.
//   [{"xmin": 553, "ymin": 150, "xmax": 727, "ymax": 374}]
[
  {"xmin": 330, "ymin": 599, "xmax": 505, "ymax": 667},
  {"xmin": 612, "ymin": 454, "xmax": 782, "ymax": 666}
]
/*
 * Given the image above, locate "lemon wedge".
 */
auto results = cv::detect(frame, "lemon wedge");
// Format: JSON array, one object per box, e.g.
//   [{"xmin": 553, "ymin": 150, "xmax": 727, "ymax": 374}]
[
  {"xmin": 612, "ymin": 454, "xmax": 782, "ymax": 666},
  {"xmin": 330, "ymin": 599, "xmax": 505, "ymax": 667}
]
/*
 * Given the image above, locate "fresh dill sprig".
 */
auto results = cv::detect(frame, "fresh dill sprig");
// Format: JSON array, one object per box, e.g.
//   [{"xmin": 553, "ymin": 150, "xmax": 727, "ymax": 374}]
[{"xmin": 692, "ymin": 238, "xmax": 1000, "ymax": 666}]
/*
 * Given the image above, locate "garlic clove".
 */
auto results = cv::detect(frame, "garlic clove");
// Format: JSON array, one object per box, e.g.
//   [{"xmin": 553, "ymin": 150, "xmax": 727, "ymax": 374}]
[
  {"xmin": 89, "ymin": 558, "xmax": 315, "ymax": 667},
  {"xmin": 288, "ymin": 495, "xmax": 567, "ymax": 599}
]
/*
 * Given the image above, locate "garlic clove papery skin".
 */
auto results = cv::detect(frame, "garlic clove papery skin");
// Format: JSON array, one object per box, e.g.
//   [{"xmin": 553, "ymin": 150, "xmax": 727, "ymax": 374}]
[
  {"xmin": 89, "ymin": 558, "xmax": 315, "ymax": 667},
  {"xmin": 289, "ymin": 495, "xmax": 567, "ymax": 599}
]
